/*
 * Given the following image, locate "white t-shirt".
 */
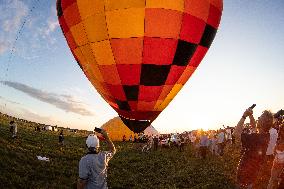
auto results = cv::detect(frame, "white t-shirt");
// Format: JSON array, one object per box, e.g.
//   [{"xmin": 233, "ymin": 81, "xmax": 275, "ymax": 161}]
[{"xmin": 266, "ymin": 128, "xmax": 278, "ymax": 155}]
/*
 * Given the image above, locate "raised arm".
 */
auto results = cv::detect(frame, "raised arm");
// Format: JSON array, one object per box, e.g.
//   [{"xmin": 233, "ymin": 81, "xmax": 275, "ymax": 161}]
[
  {"xmin": 101, "ymin": 130, "xmax": 116, "ymax": 154},
  {"xmin": 233, "ymin": 108, "xmax": 253, "ymax": 141}
]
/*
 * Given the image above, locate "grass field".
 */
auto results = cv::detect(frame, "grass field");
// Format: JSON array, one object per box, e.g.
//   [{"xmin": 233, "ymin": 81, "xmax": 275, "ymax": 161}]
[{"xmin": 0, "ymin": 115, "xmax": 242, "ymax": 189}]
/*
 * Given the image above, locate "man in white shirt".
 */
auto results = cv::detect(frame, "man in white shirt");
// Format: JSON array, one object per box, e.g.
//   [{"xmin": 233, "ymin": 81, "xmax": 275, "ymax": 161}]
[{"xmin": 77, "ymin": 130, "xmax": 116, "ymax": 189}]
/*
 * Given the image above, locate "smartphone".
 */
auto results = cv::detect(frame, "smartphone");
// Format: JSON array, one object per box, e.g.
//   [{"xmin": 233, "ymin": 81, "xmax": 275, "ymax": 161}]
[
  {"xmin": 94, "ymin": 127, "xmax": 102, "ymax": 133},
  {"xmin": 249, "ymin": 104, "xmax": 256, "ymax": 109}
]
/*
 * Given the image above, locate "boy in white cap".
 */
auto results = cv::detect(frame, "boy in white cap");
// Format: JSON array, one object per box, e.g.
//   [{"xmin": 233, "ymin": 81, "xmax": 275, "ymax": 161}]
[{"xmin": 77, "ymin": 129, "xmax": 116, "ymax": 189}]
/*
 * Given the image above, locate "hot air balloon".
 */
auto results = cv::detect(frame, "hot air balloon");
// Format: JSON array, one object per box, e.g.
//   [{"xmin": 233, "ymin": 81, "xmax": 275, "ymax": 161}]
[{"xmin": 56, "ymin": 0, "xmax": 223, "ymax": 133}]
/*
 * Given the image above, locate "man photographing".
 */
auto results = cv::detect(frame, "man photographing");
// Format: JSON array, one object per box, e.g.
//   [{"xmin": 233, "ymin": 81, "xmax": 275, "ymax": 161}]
[
  {"xmin": 77, "ymin": 128, "xmax": 116, "ymax": 189},
  {"xmin": 233, "ymin": 105, "xmax": 273, "ymax": 188}
]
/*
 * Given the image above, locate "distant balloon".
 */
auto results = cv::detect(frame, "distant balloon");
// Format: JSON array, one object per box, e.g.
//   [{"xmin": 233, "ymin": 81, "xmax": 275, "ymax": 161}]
[{"xmin": 57, "ymin": 0, "xmax": 223, "ymax": 133}]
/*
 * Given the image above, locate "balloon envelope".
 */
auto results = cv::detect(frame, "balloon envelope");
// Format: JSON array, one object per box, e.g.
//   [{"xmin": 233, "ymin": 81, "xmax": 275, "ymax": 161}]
[{"xmin": 57, "ymin": 0, "xmax": 223, "ymax": 133}]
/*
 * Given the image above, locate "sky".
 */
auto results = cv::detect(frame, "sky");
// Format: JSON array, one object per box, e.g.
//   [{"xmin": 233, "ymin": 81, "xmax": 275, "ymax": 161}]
[{"xmin": 0, "ymin": 0, "xmax": 283, "ymax": 133}]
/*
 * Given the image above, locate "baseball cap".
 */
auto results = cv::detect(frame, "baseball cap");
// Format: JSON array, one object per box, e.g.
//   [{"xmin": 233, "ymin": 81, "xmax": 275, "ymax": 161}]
[{"xmin": 86, "ymin": 134, "xmax": 99, "ymax": 148}]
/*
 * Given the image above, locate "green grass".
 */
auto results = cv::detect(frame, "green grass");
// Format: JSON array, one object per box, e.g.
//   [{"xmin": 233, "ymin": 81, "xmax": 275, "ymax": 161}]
[{"xmin": 0, "ymin": 116, "xmax": 241, "ymax": 189}]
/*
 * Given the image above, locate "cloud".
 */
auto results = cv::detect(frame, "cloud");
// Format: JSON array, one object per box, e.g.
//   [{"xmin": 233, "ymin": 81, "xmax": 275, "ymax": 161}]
[
  {"xmin": 0, "ymin": 0, "xmax": 28, "ymax": 55},
  {"xmin": 0, "ymin": 95, "xmax": 21, "ymax": 105},
  {"xmin": 0, "ymin": 1, "xmax": 60, "ymax": 57},
  {"xmin": 1, "ymin": 81, "xmax": 94, "ymax": 116}
]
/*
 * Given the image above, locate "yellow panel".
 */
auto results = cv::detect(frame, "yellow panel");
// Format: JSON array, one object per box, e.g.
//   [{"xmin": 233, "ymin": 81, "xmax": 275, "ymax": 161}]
[
  {"xmin": 83, "ymin": 13, "xmax": 108, "ymax": 42},
  {"xmin": 146, "ymin": 0, "xmax": 184, "ymax": 12},
  {"xmin": 70, "ymin": 22, "xmax": 89, "ymax": 46},
  {"xmin": 166, "ymin": 84, "xmax": 183, "ymax": 99},
  {"xmin": 77, "ymin": 0, "xmax": 105, "ymax": 20},
  {"xmin": 157, "ymin": 84, "xmax": 183, "ymax": 110},
  {"xmin": 105, "ymin": 8, "xmax": 145, "ymax": 38},
  {"xmin": 105, "ymin": 0, "xmax": 145, "ymax": 11},
  {"xmin": 91, "ymin": 40, "xmax": 115, "ymax": 65},
  {"xmin": 157, "ymin": 98, "xmax": 172, "ymax": 111}
]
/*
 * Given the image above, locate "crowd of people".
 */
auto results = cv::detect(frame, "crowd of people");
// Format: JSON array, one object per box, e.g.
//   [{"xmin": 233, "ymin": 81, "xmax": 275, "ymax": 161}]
[{"xmin": 5, "ymin": 107, "xmax": 284, "ymax": 189}]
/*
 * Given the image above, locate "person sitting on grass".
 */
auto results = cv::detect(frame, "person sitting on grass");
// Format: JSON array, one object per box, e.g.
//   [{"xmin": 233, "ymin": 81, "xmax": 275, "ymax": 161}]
[
  {"xmin": 77, "ymin": 129, "xmax": 116, "ymax": 189},
  {"xmin": 233, "ymin": 108, "xmax": 273, "ymax": 189}
]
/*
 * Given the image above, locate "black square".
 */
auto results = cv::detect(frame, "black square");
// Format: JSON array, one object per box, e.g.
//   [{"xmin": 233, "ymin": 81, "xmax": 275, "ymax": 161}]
[
  {"xmin": 199, "ymin": 24, "xmax": 217, "ymax": 48},
  {"xmin": 56, "ymin": 0, "xmax": 63, "ymax": 17},
  {"xmin": 123, "ymin": 85, "xmax": 139, "ymax": 100},
  {"xmin": 172, "ymin": 40, "xmax": 197, "ymax": 66},
  {"xmin": 140, "ymin": 64, "xmax": 171, "ymax": 86},
  {"xmin": 115, "ymin": 100, "xmax": 131, "ymax": 111}
]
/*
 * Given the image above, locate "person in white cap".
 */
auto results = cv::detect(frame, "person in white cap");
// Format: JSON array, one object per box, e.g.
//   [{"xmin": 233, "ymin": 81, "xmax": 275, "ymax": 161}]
[{"xmin": 77, "ymin": 129, "xmax": 116, "ymax": 189}]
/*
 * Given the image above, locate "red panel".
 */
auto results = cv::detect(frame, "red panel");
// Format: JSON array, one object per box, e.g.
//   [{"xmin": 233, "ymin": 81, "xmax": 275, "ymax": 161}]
[
  {"xmin": 188, "ymin": 45, "xmax": 208, "ymax": 67},
  {"xmin": 65, "ymin": 31, "xmax": 77, "ymax": 50},
  {"xmin": 117, "ymin": 64, "xmax": 141, "ymax": 85},
  {"xmin": 180, "ymin": 14, "xmax": 206, "ymax": 44},
  {"xmin": 111, "ymin": 38, "xmax": 143, "ymax": 65},
  {"xmin": 158, "ymin": 85, "xmax": 174, "ymax": 100},
  {"xmin": 165, "ymin": 66, "xmax": 187, "ymax": 85},
  {"xmin": 107, "ymin": 84, "xmax": 127, "ymax": 101},
  {"xmin": 207, "ymin": 4, "xmax": 222, "ymax": 28},
  {"xmin": 138, "ymin": 86, "xmax": 163, "ymax": 101},
  {"xmin": 137, "ymin": 101, "xmax": 156, "ymax": 111},
  {"xmin": 98, "ymin": 65, "xmax": 121, "ymax": 85},
  {"xmin": 143, "ymin": 37, "xmax": 178, "ymax": 65},
  {"xmin": 59, "ymin": 16, "xmax": 69, "ymax": 34},
  {"xmin": 128, "ymin": 101, "xmax": 138, "ymax": 111},
  {"xmin": 61, "ymin": 0, "xmax": 76, "ymax": 10},
  {"xmin": 63, "ymin": 3, "xmax": 81, "ymax": 28}
]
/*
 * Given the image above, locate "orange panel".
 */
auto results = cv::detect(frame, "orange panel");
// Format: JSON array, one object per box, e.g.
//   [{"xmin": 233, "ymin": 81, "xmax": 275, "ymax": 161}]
[
  {"xmin": 70, "ymin": 22, "xmax": 89, "ymax": 46},
  {"xmin": 91, "ymin": 40, "xmax": 115, "ymax": 65},
  {"xmin": 146, "ymin": 0, "xmax": 184, "ymax": 12},
  {"xmin": 105, "ymin": 8, "xmax": 145, "ymax": 38},
  {"xmin": 88, "ymin": 63, "xmax": 104, "ymax": 82},
  {"xmin": 105, "ymin": 0, "xmax": 145, "ymax": 11},
  {"xmin": 145, "ymin": 8, "xmax": 182, "ymax": 39},
  {"xmin": 73, "ymin": 48, "xmax": 87, "ymax": 67},
  {"xmin": 83, "ymin": 12, "xmax": 108, "ymax": 42},
  {"xmin": 184, "ymin": 0, "xmax": 210, "ymax": 22},
  {"xmin": 80, "ymin": 44, "xmax": 96, "ymax": 65},
  {"xmin": 158, "ymin": 85, "xmax": 174, "ymax": 100},
  {"xmin": 111, "ymin": 38, "xmax": 143, "ymax": 65},
  {"xmin": 77, "ymin": 0, "xmax": 105, "ymax": 20}
]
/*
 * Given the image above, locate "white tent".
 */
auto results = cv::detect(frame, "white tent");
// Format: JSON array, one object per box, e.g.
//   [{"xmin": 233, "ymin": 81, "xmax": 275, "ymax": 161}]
[{"xmin": 143, "ymin": 125, "xmax": 159, "ymax": 136}]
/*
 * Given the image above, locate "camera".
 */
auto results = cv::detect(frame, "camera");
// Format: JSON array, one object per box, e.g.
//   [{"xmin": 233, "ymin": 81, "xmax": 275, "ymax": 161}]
[
  {"xmin": 249, "ymin": 104, "xmax": 256, "ymax": 109},
  {"xmin": 94, "ymin": 127, "xmax": 102, "ymax": 133}
]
